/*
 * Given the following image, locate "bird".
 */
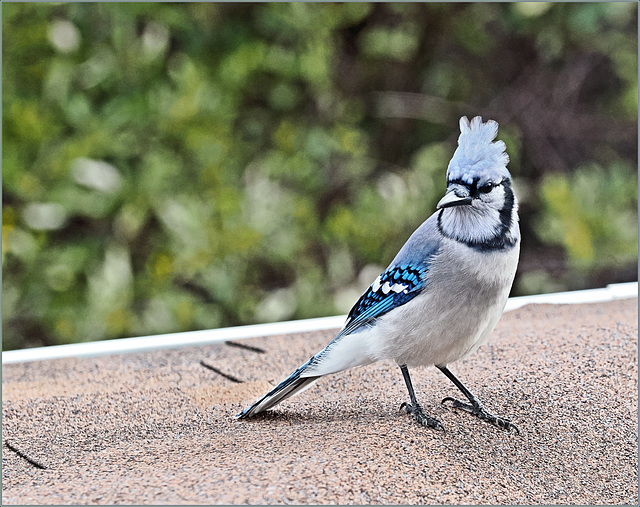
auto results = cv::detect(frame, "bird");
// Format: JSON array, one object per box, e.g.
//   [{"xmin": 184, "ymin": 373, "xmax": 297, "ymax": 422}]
[{"xmin": 237, "ymin": 116, "xmax": 520, "ymax": 433}]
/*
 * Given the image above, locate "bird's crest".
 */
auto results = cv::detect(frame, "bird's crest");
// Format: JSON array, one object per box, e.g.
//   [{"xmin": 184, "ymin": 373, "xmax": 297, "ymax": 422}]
[{"xmin": 446, "ymin": 116, "xmax": 510, "ymax": 185}]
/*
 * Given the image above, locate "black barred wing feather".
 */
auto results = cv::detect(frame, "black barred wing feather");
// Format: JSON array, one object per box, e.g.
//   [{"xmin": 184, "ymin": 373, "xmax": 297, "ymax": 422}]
[{"xmin": 337, "ymin": 264, "xmax": 428, "ymax": 338}]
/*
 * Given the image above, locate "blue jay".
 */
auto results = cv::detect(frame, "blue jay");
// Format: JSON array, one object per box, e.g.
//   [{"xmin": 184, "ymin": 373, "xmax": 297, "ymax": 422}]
[{"xmin": 237, "ymin": 116, "xmax": 520, "ymax": 433}]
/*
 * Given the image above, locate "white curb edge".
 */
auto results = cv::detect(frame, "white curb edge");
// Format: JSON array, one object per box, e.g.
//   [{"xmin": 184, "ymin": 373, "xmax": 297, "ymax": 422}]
[{"xmin": 2, "ymin": 282, "xmax": 636, "ymax": 365}]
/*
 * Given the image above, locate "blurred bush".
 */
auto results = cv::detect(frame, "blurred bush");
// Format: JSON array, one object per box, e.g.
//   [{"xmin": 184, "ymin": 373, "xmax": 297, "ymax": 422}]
[{"xmin": 2, "ymin": 2, "xmax": 637, "ymax": 350}]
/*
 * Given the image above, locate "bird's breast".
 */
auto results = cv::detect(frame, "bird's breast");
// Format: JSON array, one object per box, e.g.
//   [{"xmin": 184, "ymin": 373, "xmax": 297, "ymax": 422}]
[{"xmin": 371, "ymin": 238, "xmax": 519, "ymax": 368}]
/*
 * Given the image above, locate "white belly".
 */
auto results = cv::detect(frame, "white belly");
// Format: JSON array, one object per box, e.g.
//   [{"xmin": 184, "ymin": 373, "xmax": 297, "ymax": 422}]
[
  {"xmin": 305, "ymin": 238, "xmax": 519, "ymax": 377},
  {"xmin": 369, "ymin": 238, "xmax": 519, "ymax": 367}
]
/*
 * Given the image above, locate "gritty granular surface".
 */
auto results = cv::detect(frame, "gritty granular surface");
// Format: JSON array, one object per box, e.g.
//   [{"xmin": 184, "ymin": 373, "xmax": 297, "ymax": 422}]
[{"xmin": 2, "ymin": 299, "xmax": 638, "ymax": 505}]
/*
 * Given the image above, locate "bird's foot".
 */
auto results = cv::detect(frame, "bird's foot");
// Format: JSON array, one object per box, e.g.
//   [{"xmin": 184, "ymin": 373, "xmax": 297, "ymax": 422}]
[
  {"xmin": 441, "ymin": 396, "xmax": 519, "ymax": 434},
  {"xmin": 399, "ymin": 402, "xmax": 445, "ymax": 431}
]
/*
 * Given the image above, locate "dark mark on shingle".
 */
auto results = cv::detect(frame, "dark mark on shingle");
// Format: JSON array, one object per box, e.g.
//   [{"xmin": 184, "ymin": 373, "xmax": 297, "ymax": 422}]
[
  {"xmin": 5, "ymin": 441, "xmax": 48, "ymax": 470},
  {"xmin": 199, "ymin": 360, "xmax": 243, "ymax": 383},
  {"xmin": 225, "ymin": 341, "xmax": 266, "ymax": 354}
]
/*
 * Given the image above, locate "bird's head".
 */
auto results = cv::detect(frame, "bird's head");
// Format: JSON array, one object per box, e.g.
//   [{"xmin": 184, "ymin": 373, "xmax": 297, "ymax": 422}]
[
  {"xmin": 437, "ymin": 116, "xmax": 513, "ymax": 213},
  {"xmin": 436, "ymin": 116, "xmax": 519, "ymax": 250}
]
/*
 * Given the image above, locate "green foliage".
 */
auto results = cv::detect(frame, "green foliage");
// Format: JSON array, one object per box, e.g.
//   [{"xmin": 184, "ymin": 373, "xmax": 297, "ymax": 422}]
[
  {"xmin": 2, "ymin": 2, "xmax": 637, "ymax": 349},
  {"xmin": 537, "ymin": 163, "xmax": 638, "ymax": 271}
]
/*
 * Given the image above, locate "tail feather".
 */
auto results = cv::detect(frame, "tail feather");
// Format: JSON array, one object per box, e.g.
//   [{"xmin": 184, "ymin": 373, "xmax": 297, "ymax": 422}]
[{"xmin": 236, "ymin": 360, "xmax": 320, "ymax": 419}]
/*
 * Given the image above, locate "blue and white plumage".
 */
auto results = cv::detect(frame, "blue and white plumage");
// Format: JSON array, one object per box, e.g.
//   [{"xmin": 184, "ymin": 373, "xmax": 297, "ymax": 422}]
[{"xmin": 237, "ymin": 116, "xmax": 520, "ymax": 432}]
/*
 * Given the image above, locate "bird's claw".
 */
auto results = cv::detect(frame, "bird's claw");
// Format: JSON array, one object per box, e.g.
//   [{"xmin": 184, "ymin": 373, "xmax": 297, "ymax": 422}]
[
  {"xmin": 399, "ymin": 402, "xmax": 445, "ymax": 432},
  {"xmin": 441, "ymin": 396, "xmax": 519, "ymax": 434}
]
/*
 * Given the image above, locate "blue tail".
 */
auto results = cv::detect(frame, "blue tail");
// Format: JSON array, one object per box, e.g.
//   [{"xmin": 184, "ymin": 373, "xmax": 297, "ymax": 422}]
[{"xmin": 236, "ymin": 359, "xmax": 320, "ymax": 419}]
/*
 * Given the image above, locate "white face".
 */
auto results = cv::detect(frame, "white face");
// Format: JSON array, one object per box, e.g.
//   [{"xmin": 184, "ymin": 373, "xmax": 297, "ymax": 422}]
[
  {"xmin": 438, "ymin": 177, "xmax": 519, "ymax": 249},
  {"xmin": 440, "ymin": 177, "xmax": 509, "ymax": 211},
  {"xmin": 472, "ymin": 179, "xmax": 508, "ymax": 210}
]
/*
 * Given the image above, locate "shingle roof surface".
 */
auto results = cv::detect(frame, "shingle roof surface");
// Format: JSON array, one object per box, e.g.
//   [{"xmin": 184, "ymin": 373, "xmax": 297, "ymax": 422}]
[{"xmin": 2, "ymin": 298, "xmax": 638, "ymax": 505}]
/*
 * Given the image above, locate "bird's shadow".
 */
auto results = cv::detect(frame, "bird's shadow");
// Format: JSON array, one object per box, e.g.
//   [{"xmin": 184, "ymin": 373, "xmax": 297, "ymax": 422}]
[
  {"xmin": 227, "ymin": 399, "xmax": 425, "ymax": 428},
  {"xmin": 231, "ymin": 401, "xmax": 406, "ymax": 425}
]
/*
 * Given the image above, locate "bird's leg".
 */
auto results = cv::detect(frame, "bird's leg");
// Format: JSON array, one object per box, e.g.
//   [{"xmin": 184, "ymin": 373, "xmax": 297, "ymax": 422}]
[
  {"xmin": 437, "ymin": 365, "xmax": 519, "ymax": 434},
  {"xmin": 399, "ymin": 365, "xmax": 445, "ymax": 431}
]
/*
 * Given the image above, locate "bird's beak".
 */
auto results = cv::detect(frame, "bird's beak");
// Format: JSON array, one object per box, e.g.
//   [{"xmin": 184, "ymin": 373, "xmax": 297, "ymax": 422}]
[{"xmin": 437, "ymin": 185, "xmax": 473, "ymax": 209}]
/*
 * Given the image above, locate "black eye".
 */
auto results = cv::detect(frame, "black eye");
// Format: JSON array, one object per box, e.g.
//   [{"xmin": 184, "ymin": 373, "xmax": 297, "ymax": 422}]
[{"xmin": 478, "ymin": 182, "xmax": 495, "ymax": 193}]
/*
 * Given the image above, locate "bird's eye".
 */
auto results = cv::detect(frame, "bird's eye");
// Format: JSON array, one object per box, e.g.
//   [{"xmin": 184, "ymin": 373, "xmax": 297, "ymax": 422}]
[{"xmin": 478, "ymin": 182, "xmax": 495, "ymax": 194}]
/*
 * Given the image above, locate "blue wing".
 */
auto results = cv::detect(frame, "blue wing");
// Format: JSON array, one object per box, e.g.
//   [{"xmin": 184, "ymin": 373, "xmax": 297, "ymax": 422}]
[
  {"xmin": 336, "ymin": 215, "xmax": 442, "ymax": 339},
  {"xmin": 335, "ymin": 264, "xmax": 428, "ymax": 339}
]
